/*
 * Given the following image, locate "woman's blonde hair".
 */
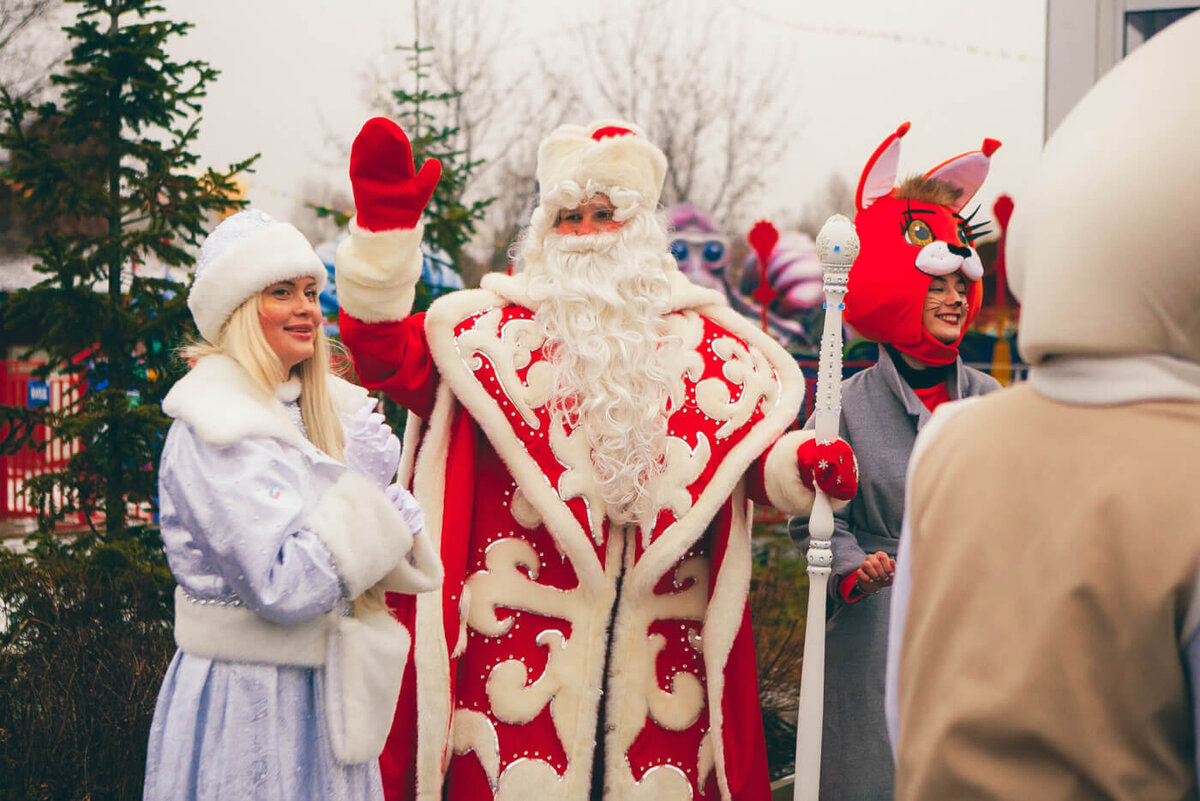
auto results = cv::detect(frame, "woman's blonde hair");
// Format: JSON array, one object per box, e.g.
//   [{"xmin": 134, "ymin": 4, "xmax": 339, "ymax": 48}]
[{"xmin": 184, "ymin": 293, "xmax": 346, "ymax": 461}]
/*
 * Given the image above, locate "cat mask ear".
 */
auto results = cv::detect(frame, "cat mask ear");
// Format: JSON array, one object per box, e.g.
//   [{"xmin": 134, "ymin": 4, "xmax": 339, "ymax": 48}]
[
  {"xmin": 855, "ymin": 121, "xmax": 910, "ymax": 212},
  {"xmin": 924, "ymin": 138, "xmax": 1002, "ymax": 213}
]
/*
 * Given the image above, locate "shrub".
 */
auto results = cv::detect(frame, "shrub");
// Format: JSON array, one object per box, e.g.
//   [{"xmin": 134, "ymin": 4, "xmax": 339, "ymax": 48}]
[{"xmin": 0, "ymin": 527, "xmax": 174, "ymax": 800}]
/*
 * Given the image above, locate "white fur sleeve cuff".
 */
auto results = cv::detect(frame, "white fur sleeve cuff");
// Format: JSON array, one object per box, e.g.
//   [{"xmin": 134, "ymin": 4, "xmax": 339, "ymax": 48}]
[
  {"xmin": 763, "ymin": 430, "xmax": 851, "ymax": 515},
  {"xmin": 334, "ymin": 219, "xmax": 425, "ymax": 323},
  {"xmin": 374, "ymin": 530, "xmax": 442, "ymax": 595},
  {"xmin": 306, "ymin": 470, "xmax": 413, "ymax": 599}
]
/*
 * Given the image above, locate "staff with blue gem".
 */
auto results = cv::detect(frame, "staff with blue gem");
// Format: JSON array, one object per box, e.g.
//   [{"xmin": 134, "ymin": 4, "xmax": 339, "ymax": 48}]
[{"xmin": 794, "ymin": 213, "xmax": 859, "ymax": 801}]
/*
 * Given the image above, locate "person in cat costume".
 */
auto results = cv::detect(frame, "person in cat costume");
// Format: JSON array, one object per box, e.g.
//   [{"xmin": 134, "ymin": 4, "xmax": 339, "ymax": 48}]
[{"xmin": 790, "ymin": 123, "xmax": 1002, "ymax": 800}]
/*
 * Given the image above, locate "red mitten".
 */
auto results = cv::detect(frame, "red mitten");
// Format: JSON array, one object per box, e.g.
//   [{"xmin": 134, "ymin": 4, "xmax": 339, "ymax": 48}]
[
  {"xmin": 796, "ymin": 437, "xmax": 858, "ymax": 501},
  {"xmin": 349, "ymin": 117, "xmax": 442, "ymax": 232}
]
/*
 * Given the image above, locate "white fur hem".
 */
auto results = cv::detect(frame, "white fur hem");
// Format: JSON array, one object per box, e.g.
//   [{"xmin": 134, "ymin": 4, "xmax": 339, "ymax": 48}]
[
  {"xmin": 326, "ymin": 604, "xmax": 412, "ymax": 765},
  {"xmin": 174, "ymin": 586, "xmax": 410, "ymax": 767},
  {"xmin": 334, "ymin": 220, "xmax": 425, "ymax": 323},
  {"xmin": 411, "ymin": 383, "xmax": 458, "ymax": 799},
  {"xmin": 307, "ymin": 470, "xmax": 413, "ymax": 599},
  {"xmin": 173, "ymin": 585, "xmax": 331, "ymax": 665},
  {"xmin": 163, "ymin": 354, "xmax": 304, "ymax": 449},
  {"xmin": 765, "ymin": 429, "xmax": 855, "ymax": 514},
  {"xmin": 163, "ymin": 355, "xmax": 371, "ymax": 448},
  {"xmin": 704, "ymin": 488, "xmax": 753, "ymax": 800}
]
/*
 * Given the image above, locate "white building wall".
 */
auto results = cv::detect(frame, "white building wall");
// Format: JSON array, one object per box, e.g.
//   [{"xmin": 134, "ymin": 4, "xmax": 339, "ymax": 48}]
[{"xmin": 1044, "ymin": 0, "xmax": 1197, "ymax": 139}]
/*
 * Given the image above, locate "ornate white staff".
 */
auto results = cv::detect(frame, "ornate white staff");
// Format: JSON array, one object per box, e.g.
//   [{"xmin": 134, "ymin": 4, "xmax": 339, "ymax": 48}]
[{"xmin": 793, "ymin": 213, "xmax": 859, "ymax": 801}]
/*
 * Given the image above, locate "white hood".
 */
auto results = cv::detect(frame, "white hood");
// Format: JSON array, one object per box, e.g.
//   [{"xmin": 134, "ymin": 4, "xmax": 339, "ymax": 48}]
[{"xmin": 1008, "ymin": 11, "xmax": 1200, "ymax": 365}]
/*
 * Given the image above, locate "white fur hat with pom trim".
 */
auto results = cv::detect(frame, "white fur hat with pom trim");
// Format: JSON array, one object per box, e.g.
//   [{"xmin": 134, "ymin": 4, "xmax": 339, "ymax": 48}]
[
  {"xmin": 188, "ymin": 209, "xmax": 326, "ymax": 342},
  {"xmin": 536, "ymin": 121, "xmax": 667, "ymax": 213}
]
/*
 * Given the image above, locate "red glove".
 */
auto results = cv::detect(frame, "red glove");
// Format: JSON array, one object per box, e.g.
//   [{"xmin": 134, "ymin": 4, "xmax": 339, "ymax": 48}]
[
  {"xmin": 349, "ymin": 117, "xmax": 442, "ymax": 232},
  {"xmin": 797, "ymin": 437, "xmax": 858, "ymax": 501}
]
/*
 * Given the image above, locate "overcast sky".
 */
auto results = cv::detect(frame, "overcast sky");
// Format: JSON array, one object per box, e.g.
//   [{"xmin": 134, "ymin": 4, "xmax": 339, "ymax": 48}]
[{"xmin": 167, "ymin": 0, "xmax": 1047, "ymax": 243}]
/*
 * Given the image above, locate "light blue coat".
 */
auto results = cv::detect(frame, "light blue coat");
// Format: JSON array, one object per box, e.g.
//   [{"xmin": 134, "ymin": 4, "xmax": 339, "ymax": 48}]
[{"xmin": 144, "ymin": 355, "xmax": 435, "ymax": 801}]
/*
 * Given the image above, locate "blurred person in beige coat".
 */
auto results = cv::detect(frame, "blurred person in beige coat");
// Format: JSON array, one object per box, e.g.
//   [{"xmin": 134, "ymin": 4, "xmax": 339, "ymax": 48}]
[{"xmin": 886, "ymin": 10, "xmax": 1200, "ymax": 801}]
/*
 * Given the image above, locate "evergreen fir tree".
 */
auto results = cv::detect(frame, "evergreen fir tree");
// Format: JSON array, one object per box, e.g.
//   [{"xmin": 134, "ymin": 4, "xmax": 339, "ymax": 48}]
[
  {"xmin": 0, "ymin": 0, "xmax": 253, "ymax": 538},
  {"xmin": 0, "ymin": 2, "xmax": 254, "ymax": 793}
]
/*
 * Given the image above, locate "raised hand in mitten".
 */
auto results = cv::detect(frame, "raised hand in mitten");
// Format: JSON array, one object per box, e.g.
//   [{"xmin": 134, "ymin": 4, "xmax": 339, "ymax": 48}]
[
  {"xmin": 796, "ymin": 437, "xmax": 858, "ymax": 501},
  {"xmin": 350, "ymin": 117, "xmax": 442, "ymax": 232}
]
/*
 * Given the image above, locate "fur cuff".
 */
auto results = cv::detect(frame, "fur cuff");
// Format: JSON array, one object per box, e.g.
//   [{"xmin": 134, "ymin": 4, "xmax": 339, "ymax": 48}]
[
  {"xmin": 763, "ymin": 430, "xmax": 850, "ymax": 514},
  {"xmin": 334, "ymin": 220, "xmax": 425, "ymax": 323},
  {"xmin": 307, "ymin": 470, "xmax": 413, "ymax": 599},
  {"xmin": 374, "ymin": 528, "xmax": 442, "ymax": 595}
]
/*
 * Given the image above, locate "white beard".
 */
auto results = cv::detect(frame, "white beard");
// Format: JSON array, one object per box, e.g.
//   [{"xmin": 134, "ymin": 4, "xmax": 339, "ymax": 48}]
[{"xmin": 524, "ymin": 211, "xmax": 680, "ymax": 529}]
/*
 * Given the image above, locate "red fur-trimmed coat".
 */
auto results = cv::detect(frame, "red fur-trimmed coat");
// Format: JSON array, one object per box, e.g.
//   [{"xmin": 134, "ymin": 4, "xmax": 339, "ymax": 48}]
[{"xmin": 337, "ymin": 227, "xmax": 820, "ymax": 801}]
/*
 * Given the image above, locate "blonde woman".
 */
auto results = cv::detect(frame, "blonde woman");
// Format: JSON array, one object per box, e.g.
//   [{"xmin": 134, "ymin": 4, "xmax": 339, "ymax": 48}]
[{"xmin": 143, "ymin": 209, "xmax": 440, "ymax": 801}]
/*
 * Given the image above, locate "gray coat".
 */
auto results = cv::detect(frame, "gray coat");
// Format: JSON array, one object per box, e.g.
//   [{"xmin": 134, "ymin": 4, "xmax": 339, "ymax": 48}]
[{"xmin": 790, "ymin": 347, "xmax": 1000, "ymax": 801}]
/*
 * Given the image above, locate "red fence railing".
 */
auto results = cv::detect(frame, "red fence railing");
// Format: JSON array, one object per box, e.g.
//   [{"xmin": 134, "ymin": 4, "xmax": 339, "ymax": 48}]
[{"xmin": 0, "ymin": 360, "xmax": 84, "ymax": 524}]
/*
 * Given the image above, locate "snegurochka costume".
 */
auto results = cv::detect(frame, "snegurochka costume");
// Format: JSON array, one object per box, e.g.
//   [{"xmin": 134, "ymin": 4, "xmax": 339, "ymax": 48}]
[
  {"xmin": 144, "ymin": 210, "xmax": 440, "ymax": 801},
  {"xmin": 888, "ymin": 13, "xmax": 1200, "ymax": 800},
  {"xmin": 790, "ymin": 124, "xmax": 1001, "ymax": 801},
  {"xmin": 334, "ymin": 118, "xmax": 848, "ymax": 801}
]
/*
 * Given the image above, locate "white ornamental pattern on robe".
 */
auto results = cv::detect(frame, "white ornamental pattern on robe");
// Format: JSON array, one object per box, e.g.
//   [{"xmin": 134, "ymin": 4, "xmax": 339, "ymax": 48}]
[
  {"xmin": 452, "ymin": 306, "xmax": 781, "ymax": 540},
  {"xmin": 448, "ymin": 303, "xmax": 781, "ymax": 796},
  {"xmin": 454, "ymin": 534, "xmax": 713, "ymax": 794}
]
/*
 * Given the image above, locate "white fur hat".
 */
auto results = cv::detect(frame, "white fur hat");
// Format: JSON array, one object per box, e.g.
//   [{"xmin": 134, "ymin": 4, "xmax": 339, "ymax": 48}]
[
  {"xmin": 189, "ymin": 209, "xmax": 327, "ymax": 342},
  {"xmin": 536, "ymin": 121, "xmax": 667, "ymax": 212}
]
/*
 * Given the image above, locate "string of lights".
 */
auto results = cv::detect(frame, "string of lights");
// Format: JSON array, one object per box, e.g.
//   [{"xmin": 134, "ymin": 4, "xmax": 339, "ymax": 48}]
[{"xmin": 723, "ymin": 0, "xmax": 1033, "ymax": 61}]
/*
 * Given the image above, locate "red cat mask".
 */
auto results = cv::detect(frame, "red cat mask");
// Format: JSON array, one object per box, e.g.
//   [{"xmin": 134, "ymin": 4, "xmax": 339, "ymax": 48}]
[{"xmin": 846, "ymin": 122, "xmax": 1000, "ymax": 365}]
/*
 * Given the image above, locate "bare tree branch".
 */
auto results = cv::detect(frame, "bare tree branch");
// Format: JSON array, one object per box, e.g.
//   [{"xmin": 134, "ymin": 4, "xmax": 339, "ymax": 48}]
[
  {"xmin": 534, "ymin": 0, "xmax": 793, "ymax": 230},
  {"xmin": 359, "ymin": 0, "xmax": 562, "ymax": 275},
  {"xmin": 346, "ymin": 0, "xmax": 793, "ymax": 271},
  {"xmin": 0, "ymin": 0, "xmax": 69, "ymax": 102},
  {"xmin": 790, "ymin": 172, "xmax": 854, "ymax": 238}
]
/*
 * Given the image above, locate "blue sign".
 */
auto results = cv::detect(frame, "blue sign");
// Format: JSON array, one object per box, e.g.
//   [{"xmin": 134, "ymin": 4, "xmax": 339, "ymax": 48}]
[{"xmin": 27, "ymin": 380, "xmax": 50, "ymax": 408}]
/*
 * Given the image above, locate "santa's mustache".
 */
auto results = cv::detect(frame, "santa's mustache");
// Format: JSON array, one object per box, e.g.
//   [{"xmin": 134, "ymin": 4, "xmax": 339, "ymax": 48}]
[{"xmin": 544, "ymin": 230, "xmax": 622, "ymax": 254}]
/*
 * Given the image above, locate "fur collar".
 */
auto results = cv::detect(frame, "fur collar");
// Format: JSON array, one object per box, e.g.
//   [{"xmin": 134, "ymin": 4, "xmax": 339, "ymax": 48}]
[
  {"xmin": 478, "ymin": 269, "xmax": 727, "ymax": 312},
  {"xmin": 162, "ymin": 354, "xmax": 368, "ymax": 448},
  {"xmin": 1029, "ymin": 354, "xmax": 1200, "ymax": 406},
  {"xmin": 422, "ymin": 275, "xmax": 803, "ymax": 587}
]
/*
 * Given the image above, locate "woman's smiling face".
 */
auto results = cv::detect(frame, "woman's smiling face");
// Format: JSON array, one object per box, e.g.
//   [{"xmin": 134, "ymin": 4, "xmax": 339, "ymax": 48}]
[
  {"xmin": 922, "ymin": 272, "xmax": 969, "ymax": 345},
  {"xmin": 258, "ymin": 277, "xmax": 321, "ymax": 373}
]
